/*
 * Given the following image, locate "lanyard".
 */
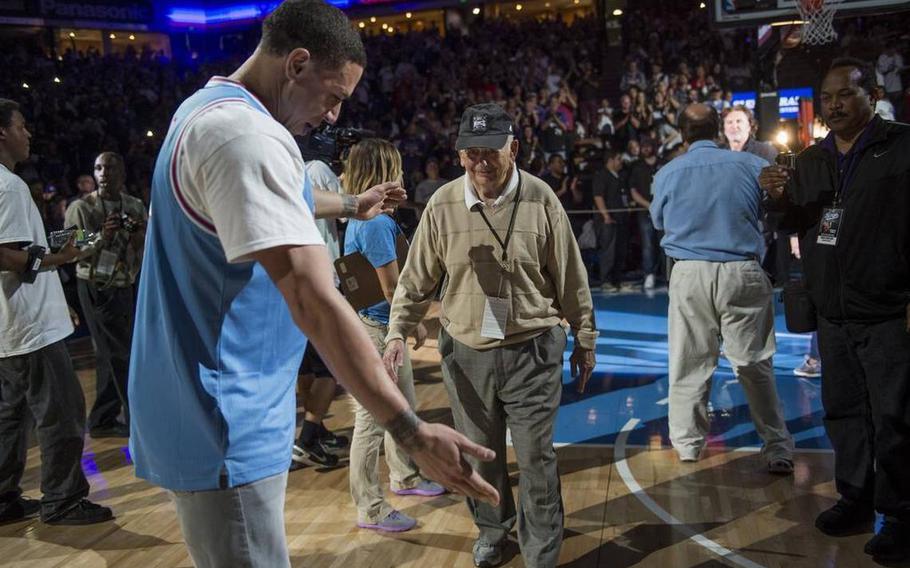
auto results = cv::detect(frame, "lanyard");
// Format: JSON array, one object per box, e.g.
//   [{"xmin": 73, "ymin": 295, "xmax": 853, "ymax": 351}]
[
  {"xmin": 475, "ymin": 171, "xmax": 522, "ymax": 262},
  {"xmin": 833, "ymin": 150, "xmax": 861, "ymax": 206}
]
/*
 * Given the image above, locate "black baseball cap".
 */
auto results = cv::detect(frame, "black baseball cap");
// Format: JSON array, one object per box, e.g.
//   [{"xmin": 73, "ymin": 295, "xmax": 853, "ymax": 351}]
[{"xmin": 455, "ymin": 103, "xmax": 515, "ymax": 151}]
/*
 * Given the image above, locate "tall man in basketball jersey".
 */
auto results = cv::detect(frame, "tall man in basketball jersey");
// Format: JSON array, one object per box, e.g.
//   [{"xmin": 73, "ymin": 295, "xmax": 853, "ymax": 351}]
[{"xmin": 129, "ymin": 2, "xmax": 499, "ymax": 566}]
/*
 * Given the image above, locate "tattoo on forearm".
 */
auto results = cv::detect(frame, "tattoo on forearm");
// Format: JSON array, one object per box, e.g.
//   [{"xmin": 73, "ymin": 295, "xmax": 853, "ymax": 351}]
[
  {"xmin": 342, "ymin": 194, "xmax": 358, "ymax": 217},
  {"xmin": 385, "ymin": 408, "xmax": 425, "ymax": 451}
]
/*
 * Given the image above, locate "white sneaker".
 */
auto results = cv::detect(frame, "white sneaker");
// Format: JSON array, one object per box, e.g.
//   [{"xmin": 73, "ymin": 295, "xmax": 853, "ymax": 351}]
[{"xmin": 644, "ymin": 274, "xmax": 656, "ymax": 290}]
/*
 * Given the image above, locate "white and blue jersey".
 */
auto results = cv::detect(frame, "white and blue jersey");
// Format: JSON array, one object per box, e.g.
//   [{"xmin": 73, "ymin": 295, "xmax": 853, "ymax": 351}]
[{"xmin": 128, "ymin": 77, "xmax": 324, "ymax": 491}]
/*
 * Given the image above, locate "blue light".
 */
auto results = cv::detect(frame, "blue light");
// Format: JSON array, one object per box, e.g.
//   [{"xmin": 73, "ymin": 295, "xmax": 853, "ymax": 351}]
[
  {"xmin": 168, "ymin": 1, "xmax": 353, "ymax": 26},
  {"xmin": 167, "ymin": 3, "xmax": 281, "ymax": 26}
]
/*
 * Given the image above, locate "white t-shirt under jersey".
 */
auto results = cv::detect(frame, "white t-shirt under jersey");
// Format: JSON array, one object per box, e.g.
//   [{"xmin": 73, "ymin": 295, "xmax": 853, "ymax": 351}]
[
  {"xmin": 305, "ymin": 159, "xmax": 342, "ymax": 262},
  {"xmin": 0, "ymin": 164, "xmax": 73, "ymax": 357},
  {"xmin": 176, "ymin": 100, "xmax": 323, "ymax": 263}
]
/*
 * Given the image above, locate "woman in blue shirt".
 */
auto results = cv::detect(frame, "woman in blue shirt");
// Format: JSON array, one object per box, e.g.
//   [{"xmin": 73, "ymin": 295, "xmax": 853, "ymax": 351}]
[{"xmin": 343, "ymin": 139, "xmax": 444, "ymax": 532}]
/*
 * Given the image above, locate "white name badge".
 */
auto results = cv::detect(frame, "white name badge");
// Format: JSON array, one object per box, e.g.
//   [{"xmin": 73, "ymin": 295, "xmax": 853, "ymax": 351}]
[
  {"xmin": 816, "ymin": 208, "xmax": 844, "ymax": 246},
  {"xmin": 481, "ymin": 296, "xmax": 509, "ymax": 340},
  {"xmin": 94, "ymin": 249, "xmax": 118, "ymax": 278}
]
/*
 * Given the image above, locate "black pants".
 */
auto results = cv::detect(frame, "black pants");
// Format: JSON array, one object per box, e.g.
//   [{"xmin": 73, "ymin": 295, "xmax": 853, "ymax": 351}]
[
  {"xmin": 817, "ymin": 316, "xmax": 910, "ymax": 520},
  {"xmin": 596, "ymin": 221, "xmax": 629, "ymax": 286},
  {"xmin": 77, "ymin": 280, "xmax": 134, "ymax": 429},
  {"xmin": 0, "ymin": 341, "xmax": 90, "ymax": 517}
]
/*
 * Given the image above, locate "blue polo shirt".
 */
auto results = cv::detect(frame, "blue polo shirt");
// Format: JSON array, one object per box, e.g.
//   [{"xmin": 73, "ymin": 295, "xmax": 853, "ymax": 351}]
[
  {"xmin": 650, "ymin": 140, "xmax": 766, "ymax": 262},
  {"xmin": 345, "ymin": 215, "xmax": 401, "ymax": 325},
  {"xmin": 128, "ymin": 79, "xmax": 318, "ymax": 491}
]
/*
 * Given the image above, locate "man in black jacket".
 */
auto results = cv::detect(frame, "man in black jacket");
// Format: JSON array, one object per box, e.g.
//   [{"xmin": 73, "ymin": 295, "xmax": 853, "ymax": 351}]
[{"xmin": 760, "ymin": 58, "xmax": 910, "ymax": 565}]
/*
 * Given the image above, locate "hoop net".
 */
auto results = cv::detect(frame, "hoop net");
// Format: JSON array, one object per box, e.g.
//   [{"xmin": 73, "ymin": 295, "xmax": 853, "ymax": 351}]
[{"xmin": 796, "ymin": 0, "xmax": 844, "ymax": 45}]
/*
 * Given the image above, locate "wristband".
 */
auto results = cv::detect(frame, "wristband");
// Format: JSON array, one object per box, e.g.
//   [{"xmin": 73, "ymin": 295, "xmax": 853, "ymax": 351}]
[
  {"xmin": 342, "ymin": 194, "xmax": 358, "ymax": 217},
  {"xmin": 22, "ymin": 245, "xmax": 46, "ymax": 284}
]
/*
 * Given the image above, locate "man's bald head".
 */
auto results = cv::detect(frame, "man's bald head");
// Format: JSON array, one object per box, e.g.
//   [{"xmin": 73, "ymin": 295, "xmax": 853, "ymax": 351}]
[{"xmin": 679, "ymin": 103, "xmax": 719, "ymax": 144}]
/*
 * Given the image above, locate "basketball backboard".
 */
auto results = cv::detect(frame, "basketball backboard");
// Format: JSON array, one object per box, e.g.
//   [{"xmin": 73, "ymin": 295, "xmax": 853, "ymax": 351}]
[{"xmin": 711, "ymin": 0, "xmax": 910, "ymax": 28}]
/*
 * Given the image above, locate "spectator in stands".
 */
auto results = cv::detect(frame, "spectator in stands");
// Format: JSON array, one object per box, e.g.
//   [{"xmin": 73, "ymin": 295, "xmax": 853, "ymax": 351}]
[
  {"xmin": 73, "ymin": 174, "xmax": 95, "ymax": 201},
  {"xmin": 620, "ymin": 60, "xmax": 647, "ymax": 92},
  {"xmin": 613, "ymin": 94, "xmax": 639, "ymax": 152},
  {"xmin": 413, "ymin": 158, "xmax": 446, "ymax": 211},
  {"xmin": 874, "ymin": 85, "xmax": 896, "ymax": 120},
  {"xmin": 622, "ymin": 139, "xmax": 641, "ymax": 165},
  {"xmin": 877, "ymin": 44, "xmax": 905, "ymax": 120}
]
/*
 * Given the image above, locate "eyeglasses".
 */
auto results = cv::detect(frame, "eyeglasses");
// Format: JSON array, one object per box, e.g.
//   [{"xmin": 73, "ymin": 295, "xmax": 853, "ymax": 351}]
[{"xmin": 461, "ymin": 147, "xmax": 501, "ymax": 162}]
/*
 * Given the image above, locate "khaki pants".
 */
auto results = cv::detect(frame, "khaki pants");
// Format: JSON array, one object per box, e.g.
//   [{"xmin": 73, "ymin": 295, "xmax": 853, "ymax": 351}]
[
  {"xmin": 667, "ymin": 260, "xmax": 793, "ymax": 461},
  {"xmin": 349, "ymin": 316, "xmax": 421, "ymax": 524}
]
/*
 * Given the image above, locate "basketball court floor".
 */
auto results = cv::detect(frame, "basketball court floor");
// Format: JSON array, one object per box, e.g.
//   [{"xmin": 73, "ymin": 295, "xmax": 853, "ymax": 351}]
[{"xmin": 0, "ymin": 290, "xmax": 885, "ymax": 567}]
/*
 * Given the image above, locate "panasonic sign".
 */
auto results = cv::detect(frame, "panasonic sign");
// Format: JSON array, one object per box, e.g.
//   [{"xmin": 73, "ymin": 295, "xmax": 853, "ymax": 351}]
[{"xmin": 38, "ymin": 0, "xmax": 152, "ymax": 23}]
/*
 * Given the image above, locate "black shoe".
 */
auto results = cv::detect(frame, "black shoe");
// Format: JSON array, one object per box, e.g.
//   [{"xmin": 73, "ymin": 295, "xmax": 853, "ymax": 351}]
[
  {"xmin": 42, "ymin": 499, "xmax": 114, "ymax": 526},
  {"xmin": 864, "ymin": 518, "xmax": 910, "ymax": 563},
  {"xmin": 90, "ymin": 423, "xmax": 130, "ymax": 439},
  {"xmin": 317, "ymin": 426, "xmax": 349, "ymax": 452},
  {"xmin": 291, "ymin": 442, "xmax": 339, "ymax": 468},
  {"xmin": 0, "ymin": 497, "xmax": 40, "ymax": 524},
  {"xmin": 815, "ymin": 499, "xmax": 875, "ymax": 536}
]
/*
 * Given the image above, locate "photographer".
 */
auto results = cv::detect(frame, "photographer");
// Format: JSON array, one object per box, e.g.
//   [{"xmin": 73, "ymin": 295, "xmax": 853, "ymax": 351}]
[
  {"xmin": 64, "ymin": 152, "xmax": 146, "ymax": 439},
  {"xmin": 0, "ymin": 98, "xmax": 113, "ymax": 525}
]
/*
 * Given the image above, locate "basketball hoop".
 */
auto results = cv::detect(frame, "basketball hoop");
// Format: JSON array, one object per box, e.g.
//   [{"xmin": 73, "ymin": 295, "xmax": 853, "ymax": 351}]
[{"xmin": 796, "ymin": 0, "xmax": 844, "ymax": 46}]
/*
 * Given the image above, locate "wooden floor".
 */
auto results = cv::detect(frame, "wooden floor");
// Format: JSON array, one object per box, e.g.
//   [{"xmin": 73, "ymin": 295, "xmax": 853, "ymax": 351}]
[{"xmin": 0, "ymin": 331, "xmax": 880, "ymax": 567}]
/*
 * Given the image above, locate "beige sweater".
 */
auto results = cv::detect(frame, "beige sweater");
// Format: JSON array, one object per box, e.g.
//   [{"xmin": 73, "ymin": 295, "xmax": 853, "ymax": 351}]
[{"xmin": 387, "ymin": 169, "xmax": 598, "ymax": 351}]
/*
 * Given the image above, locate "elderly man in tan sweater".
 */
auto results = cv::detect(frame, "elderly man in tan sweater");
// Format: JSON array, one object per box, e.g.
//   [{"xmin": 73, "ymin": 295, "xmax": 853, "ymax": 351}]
[{"xmin": 383, "ymin": 103, "xmax": 598, "ymax": 568}]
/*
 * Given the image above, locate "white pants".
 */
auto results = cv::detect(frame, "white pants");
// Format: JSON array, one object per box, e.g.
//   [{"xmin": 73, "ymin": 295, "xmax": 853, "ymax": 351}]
[{"xmin": 667, "ymin": 260, "xmax": 793, "ymax": 461}]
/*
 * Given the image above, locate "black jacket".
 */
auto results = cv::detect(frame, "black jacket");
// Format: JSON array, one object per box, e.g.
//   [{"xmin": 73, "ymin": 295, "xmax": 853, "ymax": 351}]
[{"xmin": 773, "ymin": 116, "xmax": 910, "ymax": 323}]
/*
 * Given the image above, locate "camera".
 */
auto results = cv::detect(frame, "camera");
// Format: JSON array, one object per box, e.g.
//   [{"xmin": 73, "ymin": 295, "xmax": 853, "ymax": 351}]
[
  {"xmin": 776, "ymin": 151, "xmax": 797, "ymax": 171},
  {"xmin": 297, "ymin": 125, "xmax": 375, "ymax": 174},
  {"xmin": 118, "ymin": 212, "xmax": 140, "ymax": 233}
]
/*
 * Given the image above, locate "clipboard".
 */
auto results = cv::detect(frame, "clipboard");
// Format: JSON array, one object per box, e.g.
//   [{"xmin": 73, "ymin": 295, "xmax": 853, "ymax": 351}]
[{"xmin": 335, "ymin": 233, "xmax": 409, "ymax": 311}]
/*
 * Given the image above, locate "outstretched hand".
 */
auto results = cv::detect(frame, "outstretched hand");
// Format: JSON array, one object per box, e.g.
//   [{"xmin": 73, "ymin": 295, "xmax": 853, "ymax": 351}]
[
  {"xmin": 405, "ymin": 422, "xmax": 500, "ymax": 506},
  {"xmin": 355, "ymin": 181, "xmax": 407, "ymax": 220}
]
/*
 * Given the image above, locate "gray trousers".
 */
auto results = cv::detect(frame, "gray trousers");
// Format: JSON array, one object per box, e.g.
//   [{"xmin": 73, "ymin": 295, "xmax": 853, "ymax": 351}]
[
  {"xmin": 0, "ymin": 340, "xmax": 90, "ymax": 518},
  {"xmin": 667, "ymin": 260, "xmax": 793, "ymax": 461},
  {"xmin": 170, "ymin": 471, "xmax": 289, "ymax": 568},
  {"xmin": 439, "ymin": 325, "xmax": 566, "ymax": 568}
]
